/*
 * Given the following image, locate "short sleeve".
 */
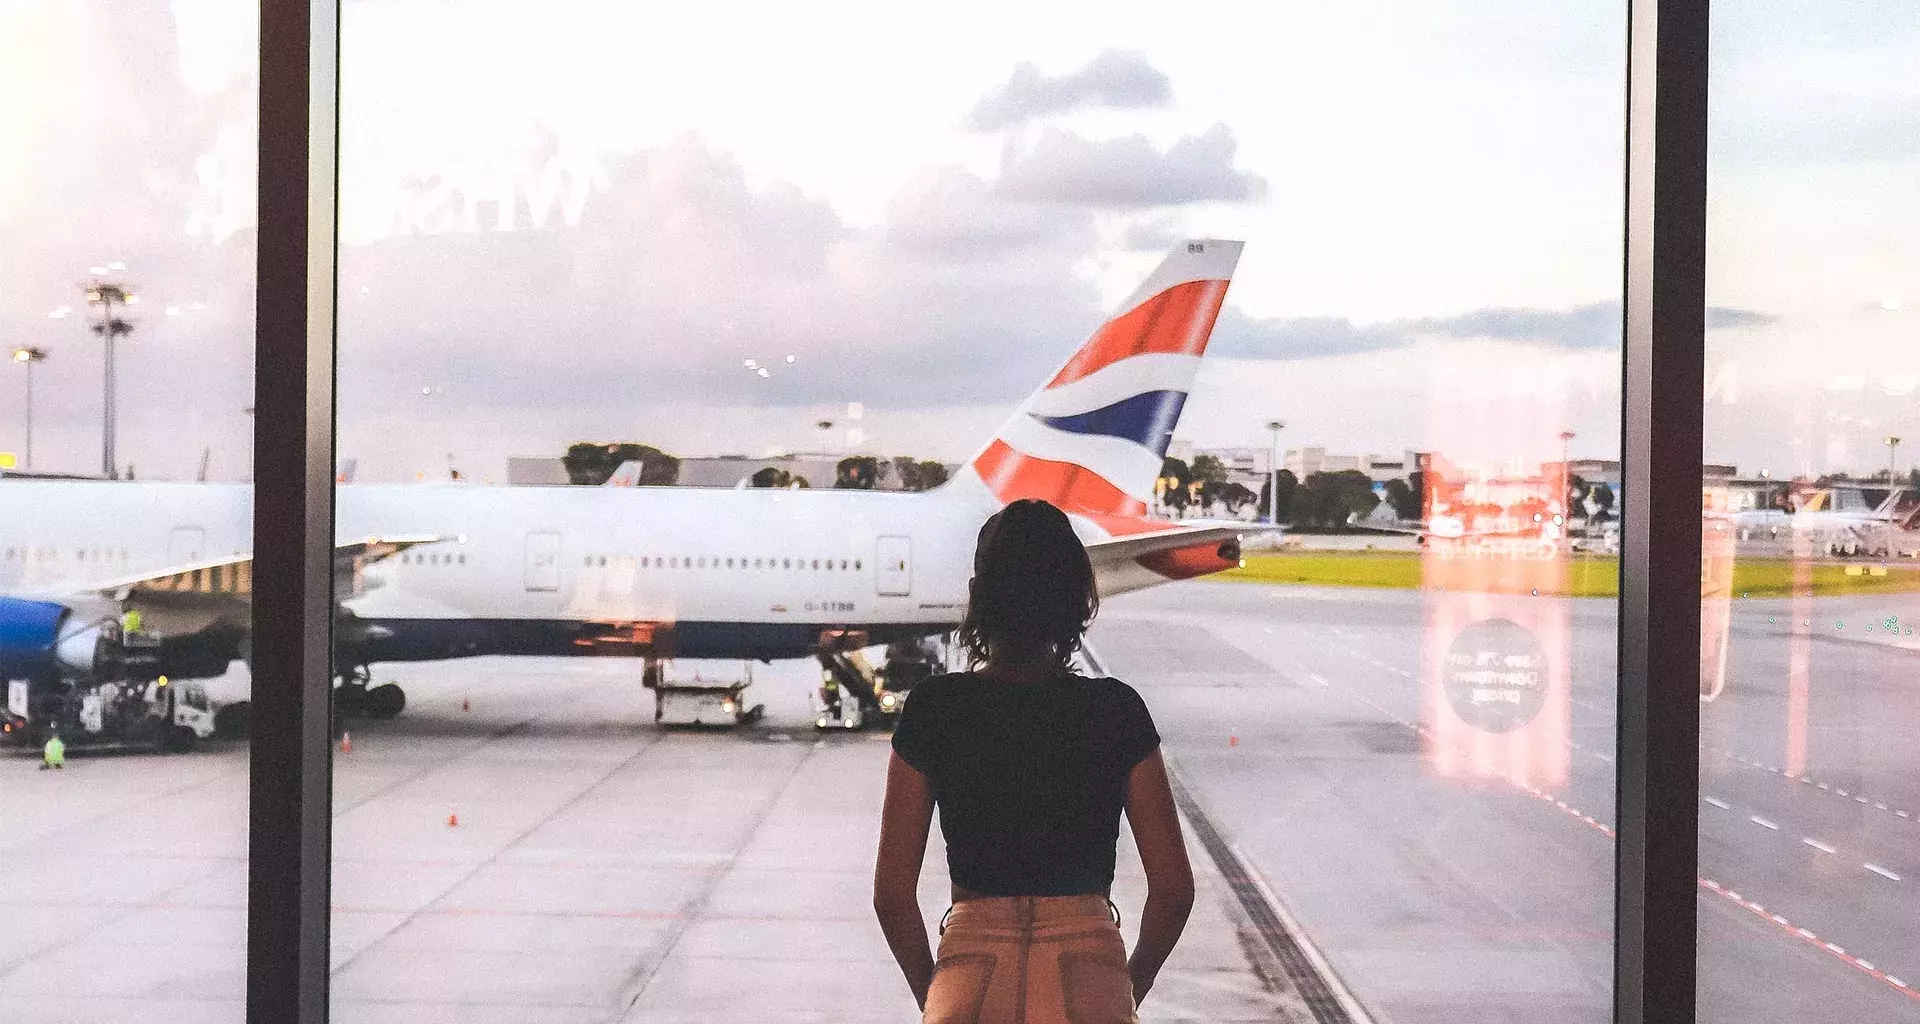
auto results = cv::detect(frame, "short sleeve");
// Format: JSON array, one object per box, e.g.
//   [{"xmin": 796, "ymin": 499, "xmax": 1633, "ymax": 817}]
[
  {"xmin": 1110, "ymin": 680, "xmax": 1161, "ymax": 769},
  {"xmin": 890, "ymin": 681, "xmax": 941, "ymax": 774}
]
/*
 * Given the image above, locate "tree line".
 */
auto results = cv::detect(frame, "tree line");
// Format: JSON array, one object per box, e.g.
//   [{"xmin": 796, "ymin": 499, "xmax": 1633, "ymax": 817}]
[{"xmin": 561, "ymin": 443, "xmax": 949, "ymax": 492}]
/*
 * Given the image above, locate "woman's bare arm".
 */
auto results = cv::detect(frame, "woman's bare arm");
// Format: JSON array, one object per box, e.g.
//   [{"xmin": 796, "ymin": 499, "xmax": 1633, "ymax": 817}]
[
  {"xmin": 1124, "ymin": 749, "xmax": 1194, "ymax": 1006},
  {"xmin": 874, "ymin": 750, "xmax": 938, "ymax": 1009}
]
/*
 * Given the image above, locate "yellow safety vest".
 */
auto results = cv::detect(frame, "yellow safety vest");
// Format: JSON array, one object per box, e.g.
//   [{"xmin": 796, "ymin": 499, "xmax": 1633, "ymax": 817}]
[{"xmin": 44, "ymin": 736, "xmax": 64, "ymax": 766}]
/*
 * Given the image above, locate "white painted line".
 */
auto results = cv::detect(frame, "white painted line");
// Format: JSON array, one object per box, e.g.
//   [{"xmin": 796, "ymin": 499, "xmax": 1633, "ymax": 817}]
[
  {"xmin": 1819, "ymin": 783, "xmax": 1832, "ymax": 790},
  {"xmin": 1825, "ymin": 942, "xmax": 1847, "ymax": 955},
  {"xmin": 1891, "ymin": 977, "xmax": 1909, "ymax": 989},
  {"xmin": 1750, "ymin": 816, "xmax": 1780, "ymax": 830},
  {"xmin": 1866, "ymin": 863, "xmax": 1903, "ymax": 882},
  {"xmin": 1797, "ymin": 927, "xmax": 1818, "ymax": 940},
  {"xmin": 1838, "ymin": 789, "xmax": 1852, "ymax": 797},
  {"xmin": 1228, "ymin": 842, "xmax": 1377, "ymax": 1024},
  {"xmin": 1875, "ymin": 803, "xmax": 1888, "ymax": 810},
  {"xmin": 1803, "ymin": 838, "xmax": 1837, "ymax": 854},
  {"xmin": 1899, "ymin": 811, "xmax": 1912, "ymax": 819},
  {"xmin": 1859, "ymin": 960, "xmax": 1878, "ymax": 972},
  {"xmin": 1770, "ymin": 914, "xmax": 1790, "ymax": 926},
  {"xmin": 1857, "ymin": 796, "xmax": 1871, "ymax": 804},
  {"xmin": 1705, "ymin": 797, "xmax": 1731, "ymax": 810}
]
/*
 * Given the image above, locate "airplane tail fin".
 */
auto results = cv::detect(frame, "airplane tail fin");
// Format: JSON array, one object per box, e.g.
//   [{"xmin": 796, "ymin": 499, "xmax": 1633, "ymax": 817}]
[
  {"xmin": 956, "ymin": 239, "xmax": 1243, "ymax": 516},
  {"xmin": 605, "ymin": 461, "xmax": 645, "ymax": 486}
]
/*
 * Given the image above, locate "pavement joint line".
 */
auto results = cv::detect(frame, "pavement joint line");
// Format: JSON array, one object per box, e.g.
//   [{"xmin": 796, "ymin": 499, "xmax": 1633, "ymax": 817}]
[
  {"xmin": 1866, "ymin": 863, "xmax": 1903, "ymax": 882},
  {"xmin": 328, "ymin": 726, "xmax": 673, "ymax": 980}
]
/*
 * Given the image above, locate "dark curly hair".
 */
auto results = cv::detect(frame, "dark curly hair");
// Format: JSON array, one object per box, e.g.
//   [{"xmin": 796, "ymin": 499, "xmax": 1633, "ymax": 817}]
[{"xmin": 957, "ymin": 499, "xmax": 1099, "ymax": 672}]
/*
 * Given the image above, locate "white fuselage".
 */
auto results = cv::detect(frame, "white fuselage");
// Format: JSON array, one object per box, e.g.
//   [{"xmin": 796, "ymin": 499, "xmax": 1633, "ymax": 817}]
[{"xmin": 2, "ymin": 478, "xmax": 1007, "ymax": 662}]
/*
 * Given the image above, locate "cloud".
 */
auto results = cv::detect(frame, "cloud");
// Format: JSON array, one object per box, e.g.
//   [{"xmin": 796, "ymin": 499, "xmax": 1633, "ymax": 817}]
[
  {"xmin": 965, "ymin": 49, "xmax": 1172, "ymax": 131},
  {"xmin": 1209, "ymin": 300, "xmax": 1776, "ymax": 360},
  {"xmin": 996, "ymin": 124, "xmax": 1266, "ymax": 208}
]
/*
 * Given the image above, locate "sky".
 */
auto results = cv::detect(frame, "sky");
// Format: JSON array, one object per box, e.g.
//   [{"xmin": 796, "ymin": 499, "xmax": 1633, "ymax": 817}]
[{"xmin": 0, "ymin": 0, "xmax": 1915, "ymax": 483}]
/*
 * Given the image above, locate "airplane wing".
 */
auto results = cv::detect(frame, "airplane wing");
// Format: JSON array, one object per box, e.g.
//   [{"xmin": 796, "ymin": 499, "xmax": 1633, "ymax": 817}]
[
  {"xmin": 24, "ymin": 535, "xmax": 452, "ymax": 638},
  {"xmin": 1083, "ymin": 524, "xmax": 1256, "ymax": 564},
  {"xmin": 81, "ymin": 535, "xmax": 449, "ymax": 603}
]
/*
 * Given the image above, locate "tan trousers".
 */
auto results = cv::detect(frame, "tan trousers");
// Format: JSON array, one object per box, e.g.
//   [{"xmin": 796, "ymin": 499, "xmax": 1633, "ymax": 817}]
[{"xmin": 923, "ymin": 894, "xmax": 1139, "ymax": 1024}]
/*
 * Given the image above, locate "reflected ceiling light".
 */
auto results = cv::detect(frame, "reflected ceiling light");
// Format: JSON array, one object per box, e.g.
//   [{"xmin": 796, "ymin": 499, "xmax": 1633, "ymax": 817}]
[
  {"xmin": 105, "ymin": 261, "xmax": 126, "ymax": 272},
  {"xmin": 785, "ymin": 354, "xmax": 795, "ymax": 363},
  {"xmin": 756, "ymin": 368, "xmax": 770, "ymax": 378},
  {"xmin": 88, "ymin": 265, "xmax": 108, "ymax": 276},
  {"xmin": 47, "ymin": 306, "xmax": 70, "ymax": 319},
  {"xmin": 1880, "ymin": 298, "xmax": 1904, "ymax": 312},
  {"xmin": 165, "ymin": 306, "xmax": 182, "ymax": 317}
]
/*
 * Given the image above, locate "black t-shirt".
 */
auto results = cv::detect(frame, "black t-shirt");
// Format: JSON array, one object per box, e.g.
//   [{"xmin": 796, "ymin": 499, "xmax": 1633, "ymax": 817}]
[{"xmin": 891, "ymin": 671, "xmax": 1161, "ymax": 897}]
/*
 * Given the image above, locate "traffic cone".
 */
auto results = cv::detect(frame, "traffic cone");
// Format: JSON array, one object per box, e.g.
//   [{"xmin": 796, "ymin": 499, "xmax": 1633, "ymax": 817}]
[
  {"xmin": 446, "ymin": 811, "xmax": 459, "ymax": 827},
  {"xmin": 340, "ymin": 731, "xmax": 352, "ymax": 754},
  {"xmin": 1228, "ymin": 735, "xmax": 1239, "ymax": 748},
  {"xmin": 461, "ymin": 696, "xmax": 471, "ymax": 712}
]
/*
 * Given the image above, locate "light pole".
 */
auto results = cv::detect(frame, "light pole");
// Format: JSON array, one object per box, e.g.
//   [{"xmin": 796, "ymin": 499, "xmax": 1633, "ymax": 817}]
[
  {"xmin": 1266, "ymin": 420, "xmax": 1286, "ymax": 523},
  {"xmin": 1559, "ymin": 430, "xmax": 1577, "ymax": 510},
  {"xmin": 83, "ymin": 266, "xmax": 137, "ymax": 479},
  {"xmin": 10, "ymin": 346, "xmax": 46, "ymax": 470},
  {"xmin": 1887, "ymin": 436, "xmax": 1903, "ymax": 485}
]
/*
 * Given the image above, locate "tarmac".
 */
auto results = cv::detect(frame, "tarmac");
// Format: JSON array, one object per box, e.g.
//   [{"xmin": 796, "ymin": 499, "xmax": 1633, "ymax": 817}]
[
  {"xmin": 8, "ymin": 575, "xmax": 1918, "ymax": 1023},
  {"xmin": 0, "ymin": 654, "xmax": 1304, "ymax": 1024}
]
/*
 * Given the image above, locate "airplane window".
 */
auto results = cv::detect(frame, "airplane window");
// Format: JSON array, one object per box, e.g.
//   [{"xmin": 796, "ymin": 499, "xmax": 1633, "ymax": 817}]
[
  {"xmin": 458, "ymin": 554, "xmax": 467, "ymax": 564},
  {"xmin": 782, "ymin": 558, "xmax": 791, "ymax": 569},
  {"xmin": 855, "ymin": 560, "xmax": 862, "ymax": 570},
  {"xmin": 597, "ymin": 556, "xmax": 607, "ymax": 567},
  {"xmin": 725, "ymin": 557, "xmax": 734, "ymax": 568},
  {"xmin": 839, "ymin": 559, "xmax": 848, "ymax": 570},
  {"xmin": 811, "ymin": 559, "xmax": 819, "ymax": 570},
  {"xmin": 583, "ymin": 556, "xmax": 593, "ymax": 567}
]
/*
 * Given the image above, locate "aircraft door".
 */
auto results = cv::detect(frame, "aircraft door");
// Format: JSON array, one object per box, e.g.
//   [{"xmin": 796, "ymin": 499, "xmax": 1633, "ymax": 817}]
[
  {"xmin": 524, "ymin": 531, "xmax": 562, "ymax": 592},
  {"xmin": 875, "ymin": 536, "xmax": 911, "ymax": 596},
  {"xmin": 168, "ymin": 526, "xmax": 206, "ymax": 564}
]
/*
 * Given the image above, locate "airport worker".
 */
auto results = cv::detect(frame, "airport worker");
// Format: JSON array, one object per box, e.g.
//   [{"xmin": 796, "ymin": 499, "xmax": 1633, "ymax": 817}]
[
  {"xmin": 121, "ymin": 607, "xmax": 143, "ymax": 635},
  {"xmin": 41, "ymin": 732, "xmax": 65, "ymax": 770},
  {"xmin": 875, "ymin": 499, "xmax": 1189, "ymax": 1023}
]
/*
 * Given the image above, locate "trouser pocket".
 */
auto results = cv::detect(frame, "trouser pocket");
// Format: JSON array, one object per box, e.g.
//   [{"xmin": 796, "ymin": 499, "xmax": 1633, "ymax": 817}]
[
  {"xmin": 923, "ymin": 952, "xmax": 996, "ymax": 1024},
  {"xmin": 1059, "ymin": 946, "xmax": 1136, "ymax": 1024}
]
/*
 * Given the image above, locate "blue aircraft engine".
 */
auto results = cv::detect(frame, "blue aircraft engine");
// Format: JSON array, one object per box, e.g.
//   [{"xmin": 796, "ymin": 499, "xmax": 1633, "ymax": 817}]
[{"xmin": 0, "ymin": 598, "xmax": 69, "ymax": 677}]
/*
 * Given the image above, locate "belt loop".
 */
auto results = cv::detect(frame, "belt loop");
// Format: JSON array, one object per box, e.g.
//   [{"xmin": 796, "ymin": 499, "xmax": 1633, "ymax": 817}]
[{"xmin": 939, "ymin": 905, "xmax": 954, "ymax": 936}]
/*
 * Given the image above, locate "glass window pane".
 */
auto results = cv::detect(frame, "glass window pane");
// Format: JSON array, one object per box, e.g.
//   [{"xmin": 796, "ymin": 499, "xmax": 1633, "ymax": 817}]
[
  {"xmin": 1700, "ymin": 4, "xmax": 1920, "ymax": 1020},
  {"xmin": 330, "ymin": 3, "xmax": 1624, "ymax": 1020},
  {"xmin": 0, "ymin": 3, "xmax": 257, "ymax": 1020}
]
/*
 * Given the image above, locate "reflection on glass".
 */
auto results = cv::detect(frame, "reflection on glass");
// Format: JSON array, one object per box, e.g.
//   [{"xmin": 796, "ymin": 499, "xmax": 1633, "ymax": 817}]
[
  {"xmin": 1700, "ymin": 3, "xmax": 1920, "ymax": 1021},
  {"xmin": 0, "ymin": 2, "xmax": 258, "ymax": 1021},
  {"xmin": 326, "ymin": 2, "xmax": 1624, "ymax": 1021}
]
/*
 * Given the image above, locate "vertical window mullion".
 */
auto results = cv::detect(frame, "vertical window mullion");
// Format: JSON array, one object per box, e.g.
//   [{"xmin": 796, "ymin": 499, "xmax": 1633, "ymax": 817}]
[
  {"xmin": 249, "ymin": 2, "xmax": 341, "ymax": 1022},
  {"xmin": 1617, "ymin": 1, "xmax": 1709, "ymax": 1021}
]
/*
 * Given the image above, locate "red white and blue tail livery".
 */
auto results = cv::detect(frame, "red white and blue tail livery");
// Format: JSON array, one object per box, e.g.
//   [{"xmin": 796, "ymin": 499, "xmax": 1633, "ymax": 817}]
[{"xmin": 955, "ymin": 239, "xmax": 1252, "ymax": 593}]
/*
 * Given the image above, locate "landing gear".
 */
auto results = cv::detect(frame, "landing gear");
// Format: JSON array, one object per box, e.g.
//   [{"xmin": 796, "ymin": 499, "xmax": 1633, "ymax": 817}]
[{"xmin": 335, "ymin": 667, "xmax": 407, "ymax": 721}]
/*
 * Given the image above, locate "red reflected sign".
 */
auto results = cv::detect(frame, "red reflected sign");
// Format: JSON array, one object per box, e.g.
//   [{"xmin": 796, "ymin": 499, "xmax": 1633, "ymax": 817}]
[{"xmin": 1420, "ymin": 461, "xmax": 1571, "ymax": 788}]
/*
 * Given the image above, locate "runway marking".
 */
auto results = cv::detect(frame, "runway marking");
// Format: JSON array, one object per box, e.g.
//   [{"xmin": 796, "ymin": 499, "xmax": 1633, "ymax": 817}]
[
  {"xmin": 1749, "ymin": 816, "xmax": 1779, "ymax": 830},
  {"xmin": 1705, "ymin": 797, "xmax": 1731, "ymax": 810},
  {"xmin": 1803, "ymin": 838, "xmax": 1837, "ymax": 854},
  {"xmin": 1866, "ymin": 863, "xmax": 1903, "ymax": 882},
  {"xmin": 1705, "ymin": 746, "xmax": 1920, "ymax": 825}
]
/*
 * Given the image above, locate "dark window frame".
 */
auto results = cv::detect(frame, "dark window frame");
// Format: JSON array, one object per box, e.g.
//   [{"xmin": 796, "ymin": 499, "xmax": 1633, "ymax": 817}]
[{"xmin": 246, "ymin": 1, "xmax": 1709, "ymax": 1020}]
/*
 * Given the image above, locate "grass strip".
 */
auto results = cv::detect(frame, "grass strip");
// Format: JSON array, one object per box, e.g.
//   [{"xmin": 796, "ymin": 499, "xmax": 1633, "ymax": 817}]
[{"xmin": 1222, "ymin": 551, "xmax": 1920, "ymax": 599}]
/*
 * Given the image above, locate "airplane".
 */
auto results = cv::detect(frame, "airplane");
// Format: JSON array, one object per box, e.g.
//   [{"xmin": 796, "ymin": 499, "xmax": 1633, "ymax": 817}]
[
  {"xmin": 1732, "ymin": 486, "xmax": 1914, "ymax": 556},
  {"xmin": 0, "ymin": 239, "xmax": 1253, "ymax": 745}
]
